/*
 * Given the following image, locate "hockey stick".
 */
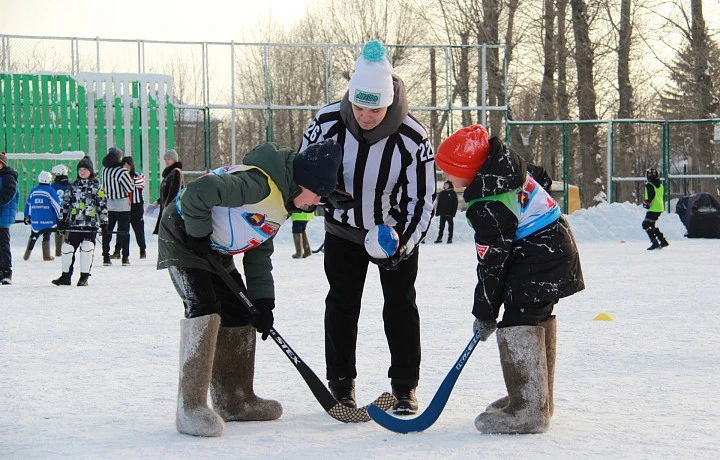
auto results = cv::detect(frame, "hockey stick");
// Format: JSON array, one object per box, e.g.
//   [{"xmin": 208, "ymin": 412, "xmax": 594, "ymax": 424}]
[
  {"xmin": 367, "ymin": 330, "xmax": 482, "ymax": 433},
  {"xmin": 207, "ymin": 255, "xmax": 396, "ymax": 423},
  {"xmin": 311, "ymin": 242, "xmax": 324, "ymax": 254}
]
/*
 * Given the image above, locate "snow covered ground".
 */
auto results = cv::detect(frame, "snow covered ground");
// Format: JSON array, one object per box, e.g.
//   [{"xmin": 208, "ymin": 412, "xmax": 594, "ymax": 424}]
[{"xmin": 2, "ymin": 202, "xmax": 719, "ymax": 459}]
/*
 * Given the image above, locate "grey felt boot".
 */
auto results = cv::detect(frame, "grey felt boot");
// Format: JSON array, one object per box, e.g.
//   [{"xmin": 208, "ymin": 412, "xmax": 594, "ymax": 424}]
[
  {"xmin": 292, "ymin": 234, "xmax": 302, "ymax": 259},
  {"xmin": 176, "ymin": 314, "xmax": 225, "ymax": 437},
  {"xmin": 485, "ymin": 316, "xmax": 556, "ymax": 416},
  {"xmin": 42, "ymin": 238, "xmax": 55, "ymax": 261},
  {"xmin": 475, "ymin": 325, "xmax": 550, "ymax": 434},
  {"xmin": 301, "ymin": 232, "xmax": 312, "ymax": 258},
  {"xmin": 54, "ymin": 233, "xmax": 63, "ymax": 257},
  {"xmin": 210, "ymin": 325, "xmax": 282, "ymax": 421}
]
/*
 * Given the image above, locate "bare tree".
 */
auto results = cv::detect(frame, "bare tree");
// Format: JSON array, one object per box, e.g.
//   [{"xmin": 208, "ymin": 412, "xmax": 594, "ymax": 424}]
[
  {"xmin": 571, "ymin": 0, "xmax": 604, "ymax": 207},
  {"xmin": 607, "ymin": 0, "xmax": 639, "ymax": 203},
  {"xmin": 538, "ymin": 0, "xmax": 557, "ymax": 176}
]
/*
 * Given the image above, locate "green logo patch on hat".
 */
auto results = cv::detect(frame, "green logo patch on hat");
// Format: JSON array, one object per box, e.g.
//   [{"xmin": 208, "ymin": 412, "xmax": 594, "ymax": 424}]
[{"xmin": 353, "ymin": 89, "xmax": 381, "ymax": 106}]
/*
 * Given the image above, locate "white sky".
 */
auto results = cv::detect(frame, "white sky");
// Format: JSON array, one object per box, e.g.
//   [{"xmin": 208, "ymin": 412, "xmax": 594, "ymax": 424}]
[{"xmin": 0, "ymin": 0, "xmax": 312, "ymax": 42}]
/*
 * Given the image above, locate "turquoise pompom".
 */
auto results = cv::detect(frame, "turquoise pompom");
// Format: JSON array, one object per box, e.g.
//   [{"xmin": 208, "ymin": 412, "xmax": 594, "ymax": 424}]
[{"xmin": 362, "ymin": 40, "xmax": 387, "ymax": 63}]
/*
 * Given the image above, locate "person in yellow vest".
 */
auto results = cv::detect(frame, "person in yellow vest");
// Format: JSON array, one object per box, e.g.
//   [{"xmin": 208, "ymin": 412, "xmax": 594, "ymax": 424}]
[
  {"xmin": 642, "ymin": 168, "xmax": 669, "ymax": 251},
  {"xmin": 290, "ymin": 211, "xmax": 314, "ymax": 258}
]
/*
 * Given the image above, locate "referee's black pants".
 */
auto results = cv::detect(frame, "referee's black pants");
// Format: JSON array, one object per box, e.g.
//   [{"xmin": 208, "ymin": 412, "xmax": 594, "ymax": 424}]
[{"xmin": 324, "ymin": 232, "xmax": 421, "ymax": 384}]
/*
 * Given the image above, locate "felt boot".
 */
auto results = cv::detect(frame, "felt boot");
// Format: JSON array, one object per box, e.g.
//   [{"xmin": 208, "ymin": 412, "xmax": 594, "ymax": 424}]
[
  {"xmin": 210, "ymin": 325, "xmax": 282, "ymax": 421},
  {"xmin": 42, "ymin": 238, "xmax": 55, "ymax": 261},
  {"xmin": 485, "ymin": 316, "xmax": 556, "ymax": 416},
  {"xmin": 54, "ymin": 233, "xmax": 63, "ymax": 257},
  {"xmin": 176, "ymin": 314, "xmax": 224, "ymax": 437},
  {"xmin": 475, "ymin": 325, "xmax": 550, "ymax": 434},
  {"xmin": 301, "ymin": 232, "xmax": 312, "ymax": 258},
  {"xmin": 23, "ymin": 235, "xmax": 37, "ymax": 260},
  {"xmin": 292, "ymin": 234, "xmax": 302, "ymax": 259}
]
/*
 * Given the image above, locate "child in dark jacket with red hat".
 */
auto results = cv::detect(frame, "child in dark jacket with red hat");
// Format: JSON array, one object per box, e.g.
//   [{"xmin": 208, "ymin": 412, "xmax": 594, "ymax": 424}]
[{"xmin": 435, "ymin": 124, "xmax": 584, "ymax": 435}]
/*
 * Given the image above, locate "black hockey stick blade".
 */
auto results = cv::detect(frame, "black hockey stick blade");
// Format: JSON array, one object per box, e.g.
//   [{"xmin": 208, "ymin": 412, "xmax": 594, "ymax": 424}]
[
  {"xmin": 311, "ymin": 242, "xmax": 324, "ymax": 254},
  {"xmin": 207, "ymin": 255, "xmax": 396, "ymax": 422},
  {"xmin": 368, "ymin": 331, "xmax": 482, "ymax": 433}
]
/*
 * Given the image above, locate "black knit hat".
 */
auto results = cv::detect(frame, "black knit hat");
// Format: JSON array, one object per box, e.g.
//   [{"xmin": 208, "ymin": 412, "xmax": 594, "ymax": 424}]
[
  {"xmin": 293, "ymin": 140, "xmax": 342, "ymax": 198},
  {"xmin": 77, "ymin": 155, "xmax": 94, "ymax": 174},
  {"xmin": 108, "ymin": 147, "xmax": 123, "ymax": 161}
]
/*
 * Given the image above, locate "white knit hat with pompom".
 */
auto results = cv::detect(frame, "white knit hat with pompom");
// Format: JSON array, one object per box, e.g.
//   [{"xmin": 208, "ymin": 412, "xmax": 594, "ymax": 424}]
[{"xmin": 348, "ymin": 40, "xmax": 394, "ymax": 108}]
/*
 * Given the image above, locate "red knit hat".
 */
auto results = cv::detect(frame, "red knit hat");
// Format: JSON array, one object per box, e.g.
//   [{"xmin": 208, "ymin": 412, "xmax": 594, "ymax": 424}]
[{"xmin": 435, "ymin": 125, "xmax": 490, "ymax": 179}]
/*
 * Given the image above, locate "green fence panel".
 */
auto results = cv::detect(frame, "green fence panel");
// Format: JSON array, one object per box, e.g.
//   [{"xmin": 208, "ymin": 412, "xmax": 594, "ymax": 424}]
[
  {"xmin": 114, "ymin": 96, "xmax": 123, "ymax": 151},
  {"xmin": 148, "ymin": 97, "xmax": 159, "ymax": 202}
]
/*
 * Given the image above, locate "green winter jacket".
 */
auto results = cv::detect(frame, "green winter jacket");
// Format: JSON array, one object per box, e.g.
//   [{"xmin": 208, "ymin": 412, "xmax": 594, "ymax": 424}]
[{"xmin": 157, "ymin": 143, "xmax": 298, "ymax": 300}]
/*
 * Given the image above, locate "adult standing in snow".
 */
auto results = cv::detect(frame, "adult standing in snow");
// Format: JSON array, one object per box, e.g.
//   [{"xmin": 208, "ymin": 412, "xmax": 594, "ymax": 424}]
[
  {"xmin": 300, "ymin": 40, "xmax": 436, "ymax": 415},
  {"xmin": 152, "ymin": 149, "xmax": 184, "ymax": 236},
  {"xmin": 22, "ymin": 171, "xmax": 61, "ymax": 261},
  {"xmin": 642, "ymin": 168, "xmax": 669, "ymax": 250},
  {"xmin": 435, "ymin": 124, "xmax": 584, "ymax": 434},
  {"xmin": 100, "ymin": 147, "xmax": 133, "ymax": 265},
  {"xmin": 157, "ymin": 141, "xmax": 341, "ymax": 437},
  {"xmin": 433, "ymin": 180, "xmax": 458, "ymax": 243},
  {"xmin": 51, "ymin": 164, "xmax": 71, "ymax": 257},
  {"xmin": 111, "ymin": 157, "xmax": 147, "ymax": 259},
  {"xmin": 0, "ymin": 152, "xmax": 19, "ymax": 285}
]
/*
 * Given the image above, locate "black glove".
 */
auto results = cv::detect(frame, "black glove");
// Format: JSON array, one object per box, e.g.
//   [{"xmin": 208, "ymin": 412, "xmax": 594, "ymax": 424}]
[
  {"xmin": 473, "ymin": 318, "xmax": 498, "ymax": 342},
  {"xmin": 643, "ymin": 200, "xmax": 651, "ymax": 209},
  {"xmin": 251, "ymin": 298, "xmax": 275, "ymax": 341},
  {"xmin": 99, "ymin": 223, "xmax": 110, "ymax": 236},
  {"xmin": 23, "ymin": 216, "xmax": 31, "ymax": 225},
  {"xmin": 369, "ymin": 244, "xmax": 407, "ymax": 271},
  {"xmin": 56, "ymin": 219, "xmax": 69, "ymax": 232},
  {"xmin": 322, "ymin": 189, "xmax": 357, "ymax": 211},
  {"xmin": 186, "ymin": 233, "xmax": 212, "ymax": 257}
]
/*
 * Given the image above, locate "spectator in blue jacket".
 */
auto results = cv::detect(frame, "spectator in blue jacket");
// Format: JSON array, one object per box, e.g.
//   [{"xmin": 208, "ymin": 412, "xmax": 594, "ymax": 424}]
[
  {"xmin": 0, "ymin": 152, "xmax": 20, "ymax": 285},
  {"xmin": 23, "ymin": 171, "xmax": 61, "ymax": 261}
]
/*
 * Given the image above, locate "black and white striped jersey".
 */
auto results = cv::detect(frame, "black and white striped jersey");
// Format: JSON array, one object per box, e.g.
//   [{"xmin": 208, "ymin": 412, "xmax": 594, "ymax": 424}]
[
  {"xmin": 101, "ymin": 165, "xmax": 133, "ymax": 201},
  {"xmin": 300, "ymin": 101, "xmax": 436, "ymax": 253},
  {"xmin": 131, "ymin": 172, "xmax": 145, "ymax": 204}
]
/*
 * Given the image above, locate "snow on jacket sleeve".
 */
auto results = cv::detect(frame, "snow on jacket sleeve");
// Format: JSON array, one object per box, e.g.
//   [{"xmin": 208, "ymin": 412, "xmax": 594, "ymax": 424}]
[{"xmin": 466, "ymin": 199, "xmax": 518, "ymax": 321}]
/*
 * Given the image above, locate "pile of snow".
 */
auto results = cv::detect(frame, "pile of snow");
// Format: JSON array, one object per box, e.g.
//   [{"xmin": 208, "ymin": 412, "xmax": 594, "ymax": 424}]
[{"xmin": 565, "ymin": 201, "xmax": 686, "ymax": 243}]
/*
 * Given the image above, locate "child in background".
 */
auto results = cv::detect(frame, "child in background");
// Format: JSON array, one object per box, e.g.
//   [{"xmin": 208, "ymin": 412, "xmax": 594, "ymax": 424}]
[
  {"xmin": 112, "ymin": 157, "xmax": 147, "ymax": 259},
  {"xmin": 23, "ymin": 171, "xmax": 61, "ymax": 261},
  {"xmin": 51, "ymin": 164, "xmax": 71, "ymax": 257},
  {"xmin": 52, "ymin": 156, "xmax": 109, "ymax": 287},
  {"xmin": 433, "ymin": 180, "xmax": 458, "ymax": 244},
  {"xmin": 434, "ymin": 124, "xmax": 584, "ymax": 435},
  {"xmin": 642, "ymin": 168, "xmax": 669, "ymax": 250},
  {"xmin": 290, "ymin": 211, "xmax": 313, "ymax": 258}
]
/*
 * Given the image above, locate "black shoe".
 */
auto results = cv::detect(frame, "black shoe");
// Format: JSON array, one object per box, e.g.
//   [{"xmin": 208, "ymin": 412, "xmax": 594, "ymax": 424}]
[
  {"xmin": 392, "ymin": 384, "xmax": 418, "ymax": 415},
  {"xmin": 0, "ymin": 269, "xmax": 12, "ymax": 285},
  {"xmin": 647, "ymin": 242, "xmax": 661, "ymax": 251},
  {"xmin": 329, "ymin": 378, "xmax": 357, "ymax": 409},
  {"xmin": 434, "ymin": 238, "xmax": 443, "ymax": 244},
  {"xmin": 110, "ymin": 250, "xmax": 121, "ymax": 260},
  {"xmin": 139, "ymin": 249, "xmax": 147, "ymax": 259},
  {"xmin": 52, "ymin": 272, "xmax": 72, "ymax": 286},
  {"xmin": 659, "ymin": 239, "xmax": 669, "ymax": 248},
  {"xmin": 77, "ymin": 273, "xmax": 90, "ymax": 286},
  {"xmin": 103, "ymin": 256, "xmax": 112, "ymax": 266},
  {"xmin": 446, "ymin": 238, "xmax": 453, "ymax": 244},
  {"xmin": 122, "ymin": 257, "xmax": 130, "ymax": 266}
]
